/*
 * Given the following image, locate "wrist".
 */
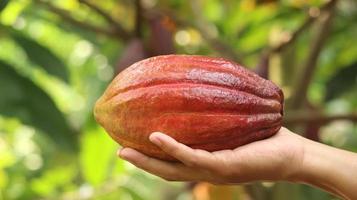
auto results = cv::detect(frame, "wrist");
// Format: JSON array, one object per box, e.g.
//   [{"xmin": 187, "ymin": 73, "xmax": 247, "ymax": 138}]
[
  {"xmin": 286, "ymin": 137, "xmax": 316, "ymax": 183},
  {"xmin": 287, "ymin": 137, "xmax": 357, "ymax": 199}
]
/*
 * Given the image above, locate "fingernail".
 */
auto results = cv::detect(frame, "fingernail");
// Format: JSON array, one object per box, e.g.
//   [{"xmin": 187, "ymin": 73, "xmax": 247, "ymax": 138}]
[
  {"xmin": 149, "ymin": 132, "xmax": 163, "ymax": 146},
  {"xmin": 118, "ymin": 148, "xmax": 128, "ymax": 160}
]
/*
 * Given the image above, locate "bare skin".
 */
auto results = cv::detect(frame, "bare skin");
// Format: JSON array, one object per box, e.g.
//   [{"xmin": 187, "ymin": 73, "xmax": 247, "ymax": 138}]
[{"xmin": 118, "ymin": 127, "xmax": 357, "ymax": 200}]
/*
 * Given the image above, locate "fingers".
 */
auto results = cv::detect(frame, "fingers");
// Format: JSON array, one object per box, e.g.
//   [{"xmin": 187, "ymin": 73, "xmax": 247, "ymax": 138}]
[
  {"xmin": 118, "ymin": 147, "xmax": 201, "ymax": 182},
  {"xmin": 118, "ymin": 132, "xmax": 235, "ymax": 183},
  {"xmin": 149, "ymin": 132, "xmax": 219, "ymax": 171}
]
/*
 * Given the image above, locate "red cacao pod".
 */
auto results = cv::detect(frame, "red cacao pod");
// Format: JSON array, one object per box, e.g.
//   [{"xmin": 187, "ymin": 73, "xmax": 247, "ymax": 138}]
[{"xmin": 94, "ymin": 55, "xmax": 284, "ymax": 160}]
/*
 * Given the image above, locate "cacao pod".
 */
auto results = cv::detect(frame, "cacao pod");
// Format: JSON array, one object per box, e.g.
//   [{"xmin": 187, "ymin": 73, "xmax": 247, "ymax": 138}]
[{"xmin": 94, "ymin": 55, "xmax": 284, "ymax": 160}]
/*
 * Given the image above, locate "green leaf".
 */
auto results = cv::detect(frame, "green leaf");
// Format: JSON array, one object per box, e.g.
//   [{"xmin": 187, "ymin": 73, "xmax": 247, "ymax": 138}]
[
  {"xmin": 325, "ymin": 61, "xmax": 357, "ymax": 101},
  {"xmin": 0, "ymin": 60, "xmax": 77, "ymax": 150},
  {"xmin": 80, "ymin": 123, "xmax": 117, "ymax": 185},
  {"xmin": 0, "ymin": 0, "xmax": 10, "ymax": 12},
  {"xmin": 31, "ymin": 165, "xmax": 76, "ymax": 196},
  {"xmin": 10, "ymin": 31, "xmax": 69, "ymax": 82},
  {"xmin": 0, "ymin": 0, "xmax": 9, "ymax": 12}
]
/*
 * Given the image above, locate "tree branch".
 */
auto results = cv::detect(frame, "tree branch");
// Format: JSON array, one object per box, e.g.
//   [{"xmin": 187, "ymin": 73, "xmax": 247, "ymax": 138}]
[
  {"xmin": 270, "ymin": 0, "xmax": 338, "ymax": 55},
  {"xmin": 144, "ymin": 7, "xmax": 241, "ymax": 63},
  {"xmin": 134, "ymin": 0, "xmax": 143, "ymax": 37},
  {"xmin": 257, "ymin": 0, "xmax": 338, "ymax": 77},
  {"xmin": 271, "ymin": 14, "xmax": 316, "ymax": 54},
  {"xmin": 291, "ymin": 0, "xmax": 337, "ymax": 109},
  {"xmin": 33, "ymin": 0, "xmax": 127, "ymax": 40},
  {"xmin": 78, "ymin": 0, "xmax": 130, "ymax": 39},
  {"xmin": 188, "ymin": 1, "xmax": 242, "ymax": 63},
  {"xmin": 204, "ymin": 36, "xmax": 242, "ymax": 63},
  {"xmin": 284, "ymin": 112, "xmax": 357, "ymax": 125},
  {"xmin": 255, "ymin": 53, "xmax": 270, "ymax": 79}
]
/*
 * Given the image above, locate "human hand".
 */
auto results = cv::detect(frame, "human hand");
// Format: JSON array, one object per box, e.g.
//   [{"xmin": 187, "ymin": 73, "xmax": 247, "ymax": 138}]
[{"xmin": 117, "ymin": 127, "xmax": 305, "ymax": 184}]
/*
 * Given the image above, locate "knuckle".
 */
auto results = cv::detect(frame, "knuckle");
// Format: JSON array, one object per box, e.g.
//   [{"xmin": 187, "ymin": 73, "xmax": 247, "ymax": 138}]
[
  {"xmin": 135, "ymin": 157, "xmax": 151, "ymax": 169},
  {"xmin": 206, "ymin": 175, "xmax": 234, "ymax": 185},
  {"xmin": 165, "ymin": 143, "xmax": 179, "ymax": 154},
  {"xmin": 140, "ymin": 155, "xmax": 151, "ymax": 163},
  {"xmin": 215, "ymin": 168, "xmax": 234, "ymax": 179},
  {"xmin": 184, "ymin": 155, "xmax": 199, "ymax": 167},
  {"xmin": 163, "ymin": 169, "xmax": 176, "ymax": 178},
  {"xmin": 209, "ymin": 159, "xmax": 235, "ymax": 179}
]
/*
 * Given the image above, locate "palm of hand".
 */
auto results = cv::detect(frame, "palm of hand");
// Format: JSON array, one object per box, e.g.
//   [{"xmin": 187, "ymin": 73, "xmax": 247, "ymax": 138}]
[{"xmin": 118, "ymin": 127, "xmax": 305, "ymax": 184}]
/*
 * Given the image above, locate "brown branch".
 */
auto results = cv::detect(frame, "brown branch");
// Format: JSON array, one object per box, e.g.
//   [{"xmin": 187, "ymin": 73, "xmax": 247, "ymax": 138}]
[
  {"xmin": 204, "ymin": 36, "xmax": 242, "ymax": 63},
  {"xmin": 291, "ymin": 0, "xmax": 337, "ymax": 109},
  {"xmin": 134, "ymin": 0, "xmax": 142, "ymax": 37},
  {"xmin": 270, "ymin": 0, "xmax": 338, "ymax": 55},
  {"xmin": 257, "ymin": 0, "xmax": 339, "ymax": 75},
  {"xmin": 255, "ymin": 53, "xmax": 270, "ymax": 79},
  {"xmin": 283, "ymin": 112, "xmax": 357, "ymax": 125},
  {"xmin": 33, "ymin": 0, "xmax": 125, "ymax": 40},
  {"xmin": 78, "ymin": 0, "xmax": 117, "ymax": 25},
  {"xmin": 78, "ymin": 0, "xmax": 130, "ymax": 39},
  {"xmin": 144, "ymin": 7, "xmax": 241, "ymax": 62},
  {"xmin": 271, "ymin": 15, "xmax": 316, "ymax": 54},
  {"xmin": 188, "ymin": 1, "xmax": 242, "ymax": 63}
]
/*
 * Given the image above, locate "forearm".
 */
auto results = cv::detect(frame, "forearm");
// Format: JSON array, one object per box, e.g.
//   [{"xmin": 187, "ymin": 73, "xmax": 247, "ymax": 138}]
[{"xmin": 290, "ymin": 138, "xmax": 357, "ymax": 200}]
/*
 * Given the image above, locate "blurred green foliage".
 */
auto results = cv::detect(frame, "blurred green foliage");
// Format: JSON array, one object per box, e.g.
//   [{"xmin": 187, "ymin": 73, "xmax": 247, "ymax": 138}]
[{"xmin": 0, "ymin": 0, "xmax": 356, "ymax": 199}]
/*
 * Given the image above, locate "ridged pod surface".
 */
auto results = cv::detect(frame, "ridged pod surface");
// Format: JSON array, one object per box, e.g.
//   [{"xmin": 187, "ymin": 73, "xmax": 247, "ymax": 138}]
[{"xmin": 94, "ymin": 55, "xmax": 284, "ymax": 160}]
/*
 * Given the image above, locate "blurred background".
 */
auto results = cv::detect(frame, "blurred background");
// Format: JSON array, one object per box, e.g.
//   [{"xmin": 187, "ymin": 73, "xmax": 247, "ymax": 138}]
[{"xmin": 0, "ymin": 0, "xmax": 356, "ymax": 199}]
